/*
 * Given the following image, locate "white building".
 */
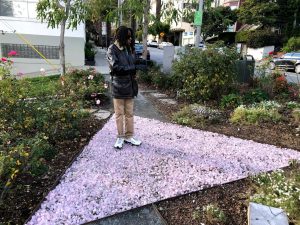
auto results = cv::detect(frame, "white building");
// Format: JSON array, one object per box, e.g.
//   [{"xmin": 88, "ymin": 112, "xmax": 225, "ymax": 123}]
[
  {"xmin": 149, "ymin": 0, "xmax": 195, "ymax": 46},
  {"xmin": 0, "ymin": 0, "xmax": 85, "ymax": 75}
]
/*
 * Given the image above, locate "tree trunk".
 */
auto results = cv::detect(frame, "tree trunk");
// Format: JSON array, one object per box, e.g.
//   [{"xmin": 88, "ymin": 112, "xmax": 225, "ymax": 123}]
[
  {"xmin": 60, "ymin": 19, "xmax": 66, "ymax": 76},
  {"xmin": 293, "ymin": 11, "xmax": 297, "ymax": 29},
  {"xmin": 59, "ymin": 0, "xmax": 71, "ymax": 76},
  {"xmin": 156, "ymin": 0, "xmax": 161, "ymax": 20},
  {"xmin": 142, "ymin": 0, "xmax": 150, "ymax": 60},
  {"xmin": 131, "ymin": 14, "xmax": 136, "ymax": 35}
]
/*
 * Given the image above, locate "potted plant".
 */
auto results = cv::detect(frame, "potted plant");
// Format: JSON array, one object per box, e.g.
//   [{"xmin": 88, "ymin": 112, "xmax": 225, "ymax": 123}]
[{"xmin": 85, "ymin": 42, "xmax": 96, "ymax": 66}]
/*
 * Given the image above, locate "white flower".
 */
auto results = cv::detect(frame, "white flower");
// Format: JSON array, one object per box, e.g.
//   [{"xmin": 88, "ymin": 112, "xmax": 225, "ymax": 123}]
[
  {"xmin": 40, "ymin": 68, "xmax": 45, "ymax": 74},
  {"xmin": 96, "ymin": 99, "xmax": 101, "ymax": 105},
  {"xmin": 88, "ymin": 75, "xmax": 94, "ymax": 80}
]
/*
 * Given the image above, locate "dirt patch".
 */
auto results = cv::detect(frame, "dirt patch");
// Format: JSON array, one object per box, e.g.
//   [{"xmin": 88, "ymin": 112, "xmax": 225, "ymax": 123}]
[{"xmin": 0, "ymin": 115, "xmax": 109, "ymax": 225}]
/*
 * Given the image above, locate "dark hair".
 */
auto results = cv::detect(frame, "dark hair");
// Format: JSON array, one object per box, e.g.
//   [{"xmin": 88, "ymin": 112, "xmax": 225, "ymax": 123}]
[
  {"xmin": 114, "ymin": 26, "xmax": 130, "ymax": 47},
  {"xmin": 127, "ymin": 27, "xmax": 135, "ymax": 53}
]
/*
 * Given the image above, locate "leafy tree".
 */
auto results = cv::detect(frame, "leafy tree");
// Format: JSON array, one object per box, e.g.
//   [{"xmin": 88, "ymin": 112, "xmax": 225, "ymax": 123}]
[
  {"xmin": 237, "ymin": 0, "xmax": 279, "ymax": 27},
  {"xmin": 202, "ymin": 6, "xmax": 237, "ymax": 40},
  {"xmin": 148, "ymin": 20, "xmax": 170, "ymax": 38},
  {"xmin": 275, "ymin": 0, "xmax": 300, "ymax": 38},
  {"xmin": 161, "ymin": 1, "xmax": 181, "ymax": 26},
  {"xmin": 36, "ymin": 0, "xmax": 87, "ymax": 76}
]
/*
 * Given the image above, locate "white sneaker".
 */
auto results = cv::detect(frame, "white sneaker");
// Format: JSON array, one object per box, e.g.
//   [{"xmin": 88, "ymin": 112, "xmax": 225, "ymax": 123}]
[
  {"xmin": 114, "ymin": 138, "xmax": 124, "ymax": 149},
  {"xmin": 124, "ymin": 137, "xmax": 142, "ymax": 146}
]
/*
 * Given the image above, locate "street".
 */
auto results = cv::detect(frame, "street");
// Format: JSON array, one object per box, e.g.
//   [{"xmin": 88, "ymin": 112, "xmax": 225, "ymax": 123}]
[{"xmin": 285, "ymin": 71, "xmax": 300, "ymax": 83}]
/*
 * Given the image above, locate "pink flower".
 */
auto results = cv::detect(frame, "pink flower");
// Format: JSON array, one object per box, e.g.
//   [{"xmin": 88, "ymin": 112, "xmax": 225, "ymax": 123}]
[
  {"xmin": 8, "ymin": 50, "xmax": 17, "ymax": 57},
  {"xmin": 1, "ymin": 57, "xmax": 7, "ymax": 62}
]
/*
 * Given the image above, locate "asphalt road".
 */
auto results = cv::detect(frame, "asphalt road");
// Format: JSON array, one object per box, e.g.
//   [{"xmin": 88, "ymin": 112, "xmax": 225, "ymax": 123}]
[{"xmin": 284, "ymin": 71, "xmax": 300, "ymax": 83}]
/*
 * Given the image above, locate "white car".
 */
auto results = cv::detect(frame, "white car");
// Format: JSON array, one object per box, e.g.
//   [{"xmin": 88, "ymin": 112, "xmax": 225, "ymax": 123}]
[
  {"xmin": 147, "ymin": 40, "xmax": 159, "ymax": 48},
  {"xmin": 158, "ymin": 42, "xmax": 173, "ymax": 49}
]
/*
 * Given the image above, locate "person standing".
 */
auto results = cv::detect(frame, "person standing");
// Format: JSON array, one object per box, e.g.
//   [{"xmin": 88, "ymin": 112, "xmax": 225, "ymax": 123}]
[{"xmin": 107, "ymin": 26, "xmax": 142, "ymax": 149}]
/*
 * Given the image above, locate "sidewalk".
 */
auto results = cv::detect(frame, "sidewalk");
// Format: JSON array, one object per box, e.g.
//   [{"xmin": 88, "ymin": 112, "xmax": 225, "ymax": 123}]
[{"xmin": 25, "ymin": 49, "xmax": 300, "ymax": 225}]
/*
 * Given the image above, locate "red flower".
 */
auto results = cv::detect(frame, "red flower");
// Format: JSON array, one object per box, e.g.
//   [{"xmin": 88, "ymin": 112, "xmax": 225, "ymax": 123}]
[
  {"xmin": 8, "ymin": 50, "xmax": 17, "ymax": 57},
  {"xmin": 1, "ymin": 57, "xmax": 7, "ymax": 62},
  {"xmin": 276, "ymin": 75, "xmax": 286, "ymax": 82}
]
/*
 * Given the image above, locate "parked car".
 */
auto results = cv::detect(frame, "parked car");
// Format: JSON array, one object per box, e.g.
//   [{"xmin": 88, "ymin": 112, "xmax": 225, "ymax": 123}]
[
  {"xmin": 269, "ymin": 52, "xmax": 300, "ymax": 74},
  {"xmin": 135, "ymin": 43, "xmax": 150, "ymax": 60},
  {"xmin": 147, "ymin": 40, "xmax": 159, "ymax": 48},
  {"xmin": 158, "ymin": 42, "xmax": 173, "ymax": 49}
]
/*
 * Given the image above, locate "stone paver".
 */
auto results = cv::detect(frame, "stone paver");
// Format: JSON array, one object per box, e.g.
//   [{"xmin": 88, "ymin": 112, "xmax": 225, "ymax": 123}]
[
  {"xmin": 85, "ymin": 205, "xmax": 167, "ymax": 225},
  {"xmin": 158, "ymin": 98, "xmax": 177, "ymax": 105},
  {"xmin": 149, "ymin": 93, "xmax": 168, "ymax": 98},
  {"xmin": 94, "ymin": 110, "xmax": 111, "ymax": 120},
  {"xmin": 249, "ymin": 202, "xmax": 289, "ymax": 225}
]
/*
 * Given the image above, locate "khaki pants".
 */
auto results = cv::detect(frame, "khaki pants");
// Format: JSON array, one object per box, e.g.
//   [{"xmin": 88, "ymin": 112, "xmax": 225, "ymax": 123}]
[{"xmin": 113, "ymin": 98, "xmax": 134, "ymax": 138}]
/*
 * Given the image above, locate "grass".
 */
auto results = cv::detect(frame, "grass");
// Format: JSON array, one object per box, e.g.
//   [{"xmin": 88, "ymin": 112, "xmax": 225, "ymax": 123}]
[{"xmin": 22, "ymin": 75, "xmax": 60, "ymax": 97}]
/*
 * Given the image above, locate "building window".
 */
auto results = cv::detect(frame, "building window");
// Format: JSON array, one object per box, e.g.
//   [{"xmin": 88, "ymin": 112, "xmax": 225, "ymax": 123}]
[
  {"xmin": 1, "ymin": 43, "xmax": 59, "ymax": 59},
  {"xmin": 0, "ymin": 0, "xmax": 38, "ymax": 19}
]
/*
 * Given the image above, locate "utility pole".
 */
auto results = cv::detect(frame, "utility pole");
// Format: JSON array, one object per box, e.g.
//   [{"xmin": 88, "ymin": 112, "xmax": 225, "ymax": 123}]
[{"xmin": 195, "ymin": 0, "xmax": 203, "ymax": 48}]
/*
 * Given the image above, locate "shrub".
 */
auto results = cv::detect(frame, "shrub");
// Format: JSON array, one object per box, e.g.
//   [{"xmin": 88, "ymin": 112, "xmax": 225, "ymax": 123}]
[
  {"xmin": 172, "ymin": 104, "xmax": 223, "ymax": 126},
  {"xmin": 220, "ymin": 93, "xmax": 243, "ymax": 109},
  {"xmin": 287, "ymin": 101, "xmax": 300, "ymax": 109},
  {"xmin": 85, "ymin": 43, "xmax": 96, "ymax": 60},
  {"xmin": 0, "ymin": 50, "xmax": 17, "ymax": 80},
  {"xmin": 172, "ymin": 106, "xmax": 196, "ymax": 126},
  {"xmin": 283, "ymin": 36, "xmax": 300, "ymax": 52},
  {"xmin": 23, "ymin": 75, "xmax": 60, "ymax": 97},
  {"xmin": 292, "ymin": 108, "xmax": 300, "ymax": 124},
  {"xmin": 137, "ymin": 65, "xmax": 172, "ymax": 90},
  {"xmin": 247, "ymin": 30, "xmax": 279, "ymax": 49},
  {"xmin": 171, "ymin": 44, "xmax": 239, "ymax": 102},
  {"xmin": 243, "ymin": 88, "xmax": 269, "ymax": 104},
  {"xmin": 251, "ymin": 168, "xmax": 300, "ymax": 223},
  {"xmin": 287, "ymin": 83, "xmax": 300, "ymax": 100},
  {"xmin": 137, "ymin": 70, "xmax": 153, "ymax": 84},
  {"xmin": 203, "ymin": 204, "xmax": 227, "ymax": 223},
  {"xmin": 273, "ymin": 74, "xmax": 288, "ymax": 94},
  {"xmin": 61, "ymin": 68, "xmax": 106, "ymax": 106},
  {"xmin": 0, "ymin": 69, "xmax": 101, "ymax": 198},
  {"xmin": 235, "ymin": 31, "xmax": 249, "ymax": 43},
  {"xmin": 230, "ymin": 101, "xmax": 282, "ymax": 124}
]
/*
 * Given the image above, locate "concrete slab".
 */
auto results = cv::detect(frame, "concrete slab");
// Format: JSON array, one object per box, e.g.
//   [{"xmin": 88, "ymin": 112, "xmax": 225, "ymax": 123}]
[
  {"xmin": 248, "ymin": 202, "xmax": 289, "ymax": 225},
  {"xmin": 134, "ymin": 93, "xmax": 167, "ymax": 122},
  {"xmin": 85, "ymin": 205, "xmax": 167, "ymax": 225}
]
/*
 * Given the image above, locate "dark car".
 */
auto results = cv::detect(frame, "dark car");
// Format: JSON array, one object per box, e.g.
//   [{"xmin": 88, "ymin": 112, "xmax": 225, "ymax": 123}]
[
  {"xmin": 269, "ymin": 52, "xmax": 300, "ymax": 74},
  {"xmin": 135, "ymin": 43, "xmax": 150, "ymax": 60}
]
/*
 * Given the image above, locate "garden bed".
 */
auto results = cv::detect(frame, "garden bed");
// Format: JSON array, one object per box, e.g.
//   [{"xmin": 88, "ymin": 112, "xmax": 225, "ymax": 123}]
[
  {"xmin": 0, "ymin": 115, "xmax": 109, "ymax": 225},
  {"xmin": 140, "ymin": 83, "xmax": 300, "ymax": 225}
]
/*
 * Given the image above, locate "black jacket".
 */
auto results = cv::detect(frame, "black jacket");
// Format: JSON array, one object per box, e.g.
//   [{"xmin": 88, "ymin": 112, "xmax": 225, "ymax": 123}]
[{"xmin": 107, "ymin": 44, "xmax": 136, "ymax": 99}]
